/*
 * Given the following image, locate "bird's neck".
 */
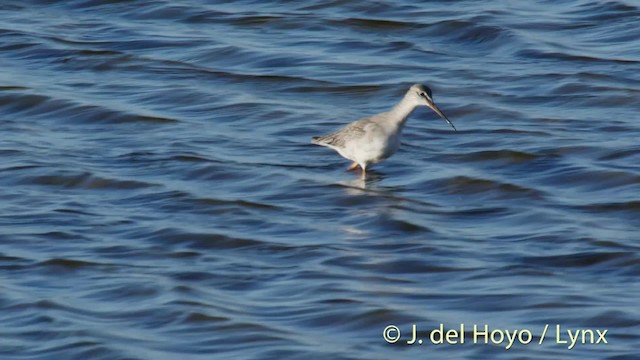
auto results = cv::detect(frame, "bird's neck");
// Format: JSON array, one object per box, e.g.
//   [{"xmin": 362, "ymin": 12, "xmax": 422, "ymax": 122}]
[{"xmin": 388, "ymin": 95, "xmax": 418, "ymax": 128}]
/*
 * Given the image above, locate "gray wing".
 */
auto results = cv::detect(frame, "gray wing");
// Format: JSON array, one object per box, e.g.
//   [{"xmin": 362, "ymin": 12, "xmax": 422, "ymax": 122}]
[{"xmin": 312, "ymin": 116, "xmax": 377, "ymax": 148}]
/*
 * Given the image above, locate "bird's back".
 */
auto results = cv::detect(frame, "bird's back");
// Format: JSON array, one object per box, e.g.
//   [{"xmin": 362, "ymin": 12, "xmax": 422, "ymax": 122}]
[{"xmin": 311, "ymin": 116, "xmax": 376, "ymax": 148}]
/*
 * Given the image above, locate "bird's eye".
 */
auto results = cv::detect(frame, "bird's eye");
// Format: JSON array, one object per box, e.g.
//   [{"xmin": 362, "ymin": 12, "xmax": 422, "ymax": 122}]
[{"xmin": 419, "ymin": 92, "xmax": 426, "ymax": 97}]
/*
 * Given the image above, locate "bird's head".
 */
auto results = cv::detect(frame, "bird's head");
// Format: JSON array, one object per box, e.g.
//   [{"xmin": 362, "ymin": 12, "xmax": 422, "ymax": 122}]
[{"xmin": 408, "ymin": 83, "xmax": 456, "ymax": 131}]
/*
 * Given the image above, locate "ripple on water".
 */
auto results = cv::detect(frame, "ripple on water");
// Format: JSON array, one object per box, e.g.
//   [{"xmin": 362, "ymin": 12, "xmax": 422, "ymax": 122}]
[
  {"xmin": 421, "ymin": 175, "xmax": 546, "ymax": 200},
  {"xmin": 27, "ymin": 172, "xmax": 155, "ymax": 190}
]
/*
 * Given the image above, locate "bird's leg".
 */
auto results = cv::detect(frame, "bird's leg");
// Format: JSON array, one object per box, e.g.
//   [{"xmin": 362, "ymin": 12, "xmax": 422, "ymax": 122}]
[{"xmin": 346, "ymin": 162, "xmax": 359, "ymax": 171}]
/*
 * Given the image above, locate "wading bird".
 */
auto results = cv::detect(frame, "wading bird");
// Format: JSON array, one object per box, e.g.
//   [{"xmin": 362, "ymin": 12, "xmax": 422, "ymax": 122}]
[{"xmin": 312, "ymin": 84, "xmax": 456, "ymax": 176}]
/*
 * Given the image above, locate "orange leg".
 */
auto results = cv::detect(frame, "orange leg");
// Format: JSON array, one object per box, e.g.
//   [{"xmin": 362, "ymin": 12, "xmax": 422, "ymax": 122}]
[{"xmin": 346, "ymin": 162, "xmax": 359, "ymax": 171}]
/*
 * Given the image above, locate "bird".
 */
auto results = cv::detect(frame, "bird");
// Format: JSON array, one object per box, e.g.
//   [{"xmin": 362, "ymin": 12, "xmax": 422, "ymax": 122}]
[{"xmin": 311, "ymin": 84, "xmax": 456, "ymax": 176}]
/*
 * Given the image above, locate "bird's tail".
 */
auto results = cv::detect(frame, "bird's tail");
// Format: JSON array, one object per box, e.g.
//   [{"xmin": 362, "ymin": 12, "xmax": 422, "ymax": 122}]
[{"xmin": 311, "ymin": 136, "xmax": 323, "ymax": 145}]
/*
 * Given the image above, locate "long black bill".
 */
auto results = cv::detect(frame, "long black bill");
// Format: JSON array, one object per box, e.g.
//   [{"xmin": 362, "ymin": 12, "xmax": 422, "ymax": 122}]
[{"xmin": 427, "ymin": 100, "xmax": 456, "ymax": 132}]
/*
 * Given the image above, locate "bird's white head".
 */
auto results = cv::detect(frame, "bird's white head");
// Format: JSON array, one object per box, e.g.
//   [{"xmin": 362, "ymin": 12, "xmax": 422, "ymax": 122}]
[{"xmin": 408, "ymin": 83, "xmax": 456, "ymax": 131}]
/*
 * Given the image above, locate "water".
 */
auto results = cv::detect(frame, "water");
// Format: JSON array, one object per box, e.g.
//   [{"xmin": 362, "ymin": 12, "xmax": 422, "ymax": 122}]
[{"xmin": 1, "ymin": 0, "xmax": 639, "ymax": 359}]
